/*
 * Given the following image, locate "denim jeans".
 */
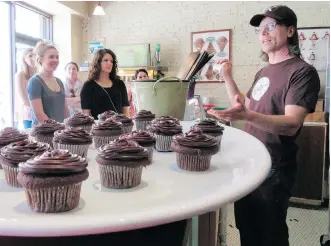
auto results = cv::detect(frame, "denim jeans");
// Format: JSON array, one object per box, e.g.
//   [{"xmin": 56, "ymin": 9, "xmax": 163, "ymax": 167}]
[{"xmin": 23, "ymin": 120, "xmax": 32, "ymax": 129}]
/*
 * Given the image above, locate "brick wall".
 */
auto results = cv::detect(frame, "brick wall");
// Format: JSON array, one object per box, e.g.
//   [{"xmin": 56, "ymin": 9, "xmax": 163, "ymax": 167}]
[{"xmin": 87, "ymin": 1, "xmax": 330, "ymax": 107}]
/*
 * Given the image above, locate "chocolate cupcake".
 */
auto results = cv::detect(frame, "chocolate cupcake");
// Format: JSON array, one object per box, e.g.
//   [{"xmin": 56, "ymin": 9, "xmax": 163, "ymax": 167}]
[
  {"xmin": 91, "ymin": 119, "xmax": 123, "ymax": 148},
  {"xmin": 110, "ymin": 114, "xmax": 134, "ymax": 133},
  {"xmin": 0, "ymin": 140, "xmax": 50, "ymax": 187},
  {"xmin": 133, "ymin": 110, "xmax": 155, "ymax": 130},
  {"xmin": 64, "ymin": 112, "xmax": 95, "ymax": 132},
  {"xmin": 31, "ymin": 119, "xmax": 64, "ymax": 147},
  {"xmin": 96, "ymin": 139, "xmax": 149, "ymax": 189},
  {"xmin": 53, "ymin": 128, "xmax": 92, "ymax": 157},
  {"xmin": 148, "ymin": 119, "xmax": 182, "ymax": 152},
  {"xmin": 17, "ymin": 149, "xmax": 89, "ymax": 213},
  {"xmin": 120, "ymin": 130, "xmax": 156, "ymax": 162},
  {"xmin": 98, "ymin": 110, "xmax": 117, "ymax": 122},
  {"xmin": 192, "ymin": 119, "xmax": 224, "ymax": 143},
  {"xmin": 151, "ymin": 115, "xmax": 180, "ymax": 125},
  {"xmin": 171, "ymin": 128, "xmax": 220, "ymax": 171},
  {"xmin": 0, "ymin": 127, "xmax": 29, "ymax": 169}
]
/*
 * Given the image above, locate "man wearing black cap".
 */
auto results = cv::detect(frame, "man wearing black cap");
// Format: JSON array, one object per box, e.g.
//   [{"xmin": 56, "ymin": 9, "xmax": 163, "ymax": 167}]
[{"xmin": 208, "ymin": 5, "xmax": 320, "ymax": 246}]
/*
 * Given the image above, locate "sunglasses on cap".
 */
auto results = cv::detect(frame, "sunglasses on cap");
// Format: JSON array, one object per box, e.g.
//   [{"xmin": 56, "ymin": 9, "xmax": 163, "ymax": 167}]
[{"xmin": 265, "ymin": 5, "xmax": 284, "ymax": 12}]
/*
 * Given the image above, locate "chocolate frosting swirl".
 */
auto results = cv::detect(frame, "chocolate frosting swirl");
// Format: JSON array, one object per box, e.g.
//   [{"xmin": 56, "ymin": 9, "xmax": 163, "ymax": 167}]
[
  {"xmin": 65, "ymin": 112, "xmax": 94, "ymax": 126},
  {"xmin": 97, "ymin": 139, "xmax": 148, "ymax": 165},
  {"xmin": 174, "ymin": 128, "xmax": 218, "ymax": 148},
  {"xmin": 193, "ymin": 119, "xmax": 224, "ymax": 133},
  {"xmin": 0, "ymin": 127, "xmax": 28, "ymax": 146},
  {"xmin": 134, "ymin": 110, "xmax": 155, "ymax": 121},
  {"xmin": 19, "ymin": 149, "xmax": 87, "ymax": 174},
  {"xmin": 32, "ymin": 119, "xmax": 65, "ymax": 136},
  {"xmin": 91, "ymin": 119, "xmax": 123, "ymax": 136},
  {"xmin": 53, "ymin": 128, "xmax": 92, "ymax": 144},
  {"xmin": 98, "ymin": 110, "xmax": 117, "ymax": 121},
  {"xmin": 171, "ymin": 128, "xmax": 220, "ymax": 155},
  {"xmin": 120, "ymin": 130, "xmax": 156, "ymax": 145},
  {"xmin": 0, "ymin": 140, "xmax": 51, "ymax": 167},
  {"xmin": 148, "ymin": 120, "xmax": 182, "ymax": 135},
  {"xmin": 151, "ymin": 116, "xmax": 180, "ymax": 124},
  {"xmin": 110, "ymin": 114, "xmax": 133, "ymax": 125}
]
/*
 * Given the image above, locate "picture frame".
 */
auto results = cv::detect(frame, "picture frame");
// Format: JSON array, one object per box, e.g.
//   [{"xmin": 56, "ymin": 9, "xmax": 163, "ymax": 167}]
[
  {"xmin": 191, "ymin": 29, "xmax": 232, "ymax": 83},
  {"xmin": 297, "ymin": 26, "xmax": 330, "ymax": 71}
]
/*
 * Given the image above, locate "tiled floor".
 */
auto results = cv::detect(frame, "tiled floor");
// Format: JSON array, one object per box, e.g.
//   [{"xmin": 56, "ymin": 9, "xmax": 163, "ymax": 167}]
[{"xmin": 222, "ymin": 204, "xmax": 329, "ymax": 246}]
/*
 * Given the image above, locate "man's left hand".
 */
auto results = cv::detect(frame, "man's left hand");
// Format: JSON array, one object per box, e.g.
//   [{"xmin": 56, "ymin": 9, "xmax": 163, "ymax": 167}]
[{"xmin": 208, "ymin": 94, "xmax": 249, "ymax": 122}]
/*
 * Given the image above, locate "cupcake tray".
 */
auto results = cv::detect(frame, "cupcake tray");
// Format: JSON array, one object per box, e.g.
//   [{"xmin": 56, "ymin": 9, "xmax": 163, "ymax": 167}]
[{"xmin": 0, "ymin": 122, "xmax": 271, "ymax": 237}]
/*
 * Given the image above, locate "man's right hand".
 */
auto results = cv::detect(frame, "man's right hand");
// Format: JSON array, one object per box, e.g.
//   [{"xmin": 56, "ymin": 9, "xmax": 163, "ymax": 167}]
[{"xmin": 217, "ymin": 59, "xmax": 232, "ymax": 79}]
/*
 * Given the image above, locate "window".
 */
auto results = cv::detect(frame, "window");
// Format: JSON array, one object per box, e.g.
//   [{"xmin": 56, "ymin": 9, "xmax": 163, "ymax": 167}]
[
  {"xmin": 0, "ymin": 2, "xmax": 14, "ymax": 128},
  {"xmin": 15, "ymin": 3, "xmax": 52, "ymax": 42},
  {"xmin": 13, "ymin": 3, "xmax": 52, "ymax": 129}
]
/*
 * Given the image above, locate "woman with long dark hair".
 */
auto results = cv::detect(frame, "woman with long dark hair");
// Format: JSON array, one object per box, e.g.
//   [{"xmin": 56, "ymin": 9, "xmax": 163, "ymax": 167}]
[{"xmin": 80, "ymin": 49, "xmax": 130, "ymax": 119}]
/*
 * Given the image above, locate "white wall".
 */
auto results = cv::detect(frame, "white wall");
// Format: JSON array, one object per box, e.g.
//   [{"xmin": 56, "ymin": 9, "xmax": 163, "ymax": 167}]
[
  {"xmin": 53, "ymin": 13, "xmax": 72, "ymax": 79},
  {"xmin": 87, "ymin": 1, "xmax": 330, "ymax": 107}
]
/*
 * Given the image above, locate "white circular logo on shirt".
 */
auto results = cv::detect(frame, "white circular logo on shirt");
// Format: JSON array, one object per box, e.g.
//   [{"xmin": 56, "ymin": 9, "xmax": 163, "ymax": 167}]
[{"xmin": 251, "ymin": 77, "xmax": 270, "ymax": 101}]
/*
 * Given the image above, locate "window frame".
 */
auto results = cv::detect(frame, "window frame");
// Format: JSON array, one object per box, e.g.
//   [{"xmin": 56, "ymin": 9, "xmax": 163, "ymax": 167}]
[
  {"xmin": 14, "ymin": 2, "xmax": 53, "ymax": 42},
  {"xmin": 1, "ymin": 1, "xmax": 53, "ymax": 127}
]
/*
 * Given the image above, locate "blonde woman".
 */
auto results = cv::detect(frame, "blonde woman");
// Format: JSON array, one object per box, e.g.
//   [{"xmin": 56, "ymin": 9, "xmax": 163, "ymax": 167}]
[
  {"xmin": 28, "ymin": 42, "xmax": 70, "ymax": 124},
  {"xmin": 14, "ymin": 48, "xmax": 36, "ymax": 129},
  {"xmin": 63, "ymin": 62, "xmax": 83, "ymax": 115}
]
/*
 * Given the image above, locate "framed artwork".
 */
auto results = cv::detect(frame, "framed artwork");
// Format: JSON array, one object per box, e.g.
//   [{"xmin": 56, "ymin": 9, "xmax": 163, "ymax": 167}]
[
  {"xmin": 191, "ymin": 29, "xmax": 232, "ymax": 83},
  {"xmin": 298, "ymin": 27, "xmax": 330, "ymax": 71}
]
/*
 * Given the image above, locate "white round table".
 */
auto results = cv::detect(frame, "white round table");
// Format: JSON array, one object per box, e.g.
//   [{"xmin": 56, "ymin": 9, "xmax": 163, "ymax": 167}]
[{"xmin": 0, "ymin": 121, "xmax": 271, "ymax": 237}]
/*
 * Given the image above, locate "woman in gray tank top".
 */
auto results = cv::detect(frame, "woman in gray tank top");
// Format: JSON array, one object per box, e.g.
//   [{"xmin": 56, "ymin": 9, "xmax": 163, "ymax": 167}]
[{"xmin": 27, "ymin": 42, "xmax": 70, "ymax": 125}]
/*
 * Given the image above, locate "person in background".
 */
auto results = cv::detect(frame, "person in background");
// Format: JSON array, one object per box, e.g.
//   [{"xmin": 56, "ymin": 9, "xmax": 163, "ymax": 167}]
[
  {"xmin": 208, "ymin": 6, "xmax": 320, "ymax": 246},
  {"xmin": 14, "ymin": 48, "xmax": 36, "ymax": 129},
  {"xmin": 129, "ymin": 68, "xmax": 150, "ymax": 117},
  {"xmin": 63, "ymin": 62, "xmax": 83, "ymax": 115},
  {"xmin": 80, "ymin": 48, "xmax": 130, "ymax": 119},
  {"xmin": 28, "ymin": 41, "xmax": 70, "ymax": 124},
  {"xmin": 134, "ymin": 68, "xmax": 149, "ymax": 81}
]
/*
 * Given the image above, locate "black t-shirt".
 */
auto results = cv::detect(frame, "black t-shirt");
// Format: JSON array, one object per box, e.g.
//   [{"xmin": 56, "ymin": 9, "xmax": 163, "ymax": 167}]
[
  {"xmin": 245, "ymin": 57, "xmax": 320, "ymax": 169},
  {"xmin": 80, "ymin": 78, "xmax": 130, "ymax": 119}
]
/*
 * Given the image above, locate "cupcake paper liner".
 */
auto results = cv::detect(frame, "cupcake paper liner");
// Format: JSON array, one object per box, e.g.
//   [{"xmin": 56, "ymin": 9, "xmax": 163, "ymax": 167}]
[
  {"xmin": 122, "ymin": 125, "xmax": 134, "ymax": 134},
  {"xmin": 0, "ymin": 156, "xmax": 3, "ymax": 169},
  {"xmin": 53, "ymin": 142, "xmax": 90, "ymax": 158},
  {"xmin": 176, "ymin": 154, "xmax": 212, "ymax": 171},
  {"xmin": 145, "ymin": 145, "xmax": 154, "ymax": 163},
  {"xmin": 93, "ymin": 135, "xmax": 121, "ymax": 149},
  {"xmin": 35, "ymin": 135, "xmax": 54, "ymax": 147},
  {"xmin": 23, "ymin": 182, "xmax": 82, "ymax": 213},
  {"xmin": 98, "ymin": 164, "xmax": 143, "ymax": 189},
  {"xmin": 135, "ymin": 120, "xmax": 152, "ymax": 131},
  {"xmin": 154, "ymin": 134, "xmax": 174, "ymax": 152},
  {"xmin": 2, "ymin": 165, "xmax": 20, "ymax": 187}
]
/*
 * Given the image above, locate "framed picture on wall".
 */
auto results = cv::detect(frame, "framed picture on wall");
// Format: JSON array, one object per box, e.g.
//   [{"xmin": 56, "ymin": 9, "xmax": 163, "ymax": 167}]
[
  {"xmin": 191, "ymin": 29, "xmax": 232, "ymax": 83},
  {"xmin": 298, "ymin": 26, "xmax": 330, "ymax": 71}
]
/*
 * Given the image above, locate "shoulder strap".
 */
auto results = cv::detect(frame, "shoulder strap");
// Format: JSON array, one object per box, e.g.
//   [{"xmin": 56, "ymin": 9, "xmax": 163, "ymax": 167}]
[{"xmin": 94, "ymin": 81, "xmax": 118, "ymax": 113}]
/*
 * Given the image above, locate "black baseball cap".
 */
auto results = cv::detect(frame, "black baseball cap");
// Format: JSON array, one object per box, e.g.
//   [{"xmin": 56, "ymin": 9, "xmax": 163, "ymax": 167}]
[{"xmin": 250, "ymin": 5, "xmax": 297, "ymax": 27}]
